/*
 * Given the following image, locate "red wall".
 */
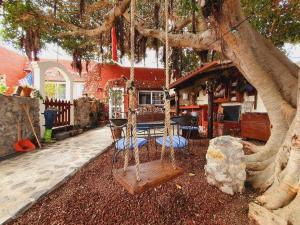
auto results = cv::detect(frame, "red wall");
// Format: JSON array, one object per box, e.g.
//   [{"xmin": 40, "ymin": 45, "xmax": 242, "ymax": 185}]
[
  {"xmin": 91, "ymin": 64, "xmax": 165, "ymax": 101},
  {"xmin": 89, "ymin": 64, "xmax": 165, "ymax": 117}
]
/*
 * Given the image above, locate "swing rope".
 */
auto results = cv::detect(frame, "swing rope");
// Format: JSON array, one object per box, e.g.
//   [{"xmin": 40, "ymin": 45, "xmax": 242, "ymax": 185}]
[
  {"xmin": 161, "ymin": 0, "xmax": 176, "ymax": 168},
  {"xmin": 123, "ymin": 0, "xmax": 141, "ymax": 181},
  {"xmin": 123, "ymin": 0, "xmax": 176, "ymax": 182}
]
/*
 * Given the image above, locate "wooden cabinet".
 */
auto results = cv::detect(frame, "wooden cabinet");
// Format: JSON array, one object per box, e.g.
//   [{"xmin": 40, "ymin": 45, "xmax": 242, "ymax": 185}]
[{"xmin": 241, "ymin": 113, "xmax": 270, "ymax": 141}]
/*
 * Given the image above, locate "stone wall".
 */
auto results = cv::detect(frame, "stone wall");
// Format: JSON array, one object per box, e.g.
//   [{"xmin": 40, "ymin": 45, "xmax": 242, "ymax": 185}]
[
  {"xmin": 74, "ymin": 97, "xmax": 104, "ymax": 128},
  {"xmin": 0, "ymin": 95, "xmax": 40, "ymax": 157}
]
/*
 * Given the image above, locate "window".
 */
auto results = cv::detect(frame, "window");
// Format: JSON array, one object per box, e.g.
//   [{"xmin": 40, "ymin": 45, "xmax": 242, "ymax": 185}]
[
  {"xmin": 45, "ymin": 82, "xmax": 66, "ymax": 100},
  {"xmin": 138, "ymin": 91, "xmax": 164, "ymax": 105},
  {"xmin": 139, "ymin": 92, "xmax": 151, "ymax": 105},
  {"xmin": 109, "ymin": 88, "xmax": 124, "ymax": 119},
  {"xmin": 152, "ymin": 92, "xmax": 164, "ymax": 105}
]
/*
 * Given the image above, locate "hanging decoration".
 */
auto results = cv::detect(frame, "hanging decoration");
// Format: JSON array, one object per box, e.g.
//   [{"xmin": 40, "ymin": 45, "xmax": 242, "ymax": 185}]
[
  {"xmin": 170, "ymin": 47, "xmax": 182, "ymax": 79},
  {"xmin": 111, "ymin": 27, "xmax": 118, "ymax": 62},
  {"xmin": 53, "ymin": 0, "xmax": 58, "ymax": 17},
  {"xmin": 192, "ymin": 0, "xmax": 196, "ymax": 33},
  {"xmin": 71, "ymin": 49, "xmax": 83, "ymax": 75},
  {"xmin": 201, "ymin": 0, "xmax": 223, "ymax": 20},
  {"xmin": 20, "ymin": 27, "xmax": 41, "ymax": 61},
  {"xmin": 115, "ymin": 16, "xmax": 125, "ymax": 58},
  {"xmin": 152, "ymin": 2, "xmax": 160, "ymax": 64},
  {"xmin": 86, "ymin": 60, "xmax": 90, "ymax": 72},
  {"xmin": 79, "ymin": 0, "xmax": 85, "ymax": 19},
  {"xmin": 135, "ymin": 34, "xmax": 147, "ymax": 63}
]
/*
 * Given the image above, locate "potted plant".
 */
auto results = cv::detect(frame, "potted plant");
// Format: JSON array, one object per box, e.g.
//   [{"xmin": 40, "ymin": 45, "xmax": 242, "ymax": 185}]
[
  {"xmin": 21, "ymin": 85, "xmax": 33, "ymax": 97},
  {"xmin": 32, "ymin": 88, "xmax": 44, "ymax": 100},
  {"xmin": 0, "ymin": 84, "xmax": 7, "ymax": 95}
]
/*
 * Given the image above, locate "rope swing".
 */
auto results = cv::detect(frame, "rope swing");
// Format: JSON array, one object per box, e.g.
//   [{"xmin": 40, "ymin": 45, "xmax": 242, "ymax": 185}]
[
  {"xmin": 123, "ymin": 0, "xmax": 141, "ymax": 181},
  {"xmin": 161, "ymin": 0, "xmax": 176, "ymax": 168},
  {"xmin": 113, "ymin": 0, "xmax": 183, "ymax": 194}
]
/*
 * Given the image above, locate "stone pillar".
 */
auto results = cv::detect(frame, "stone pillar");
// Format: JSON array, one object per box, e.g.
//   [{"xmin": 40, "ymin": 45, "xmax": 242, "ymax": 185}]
[
  {"xmin": 65, "ymin": 78, "xmax": 74, "ymax": 125},
  {"xmin": 31, "ymin": 61, "xmax": 45, "ymax": 136}
]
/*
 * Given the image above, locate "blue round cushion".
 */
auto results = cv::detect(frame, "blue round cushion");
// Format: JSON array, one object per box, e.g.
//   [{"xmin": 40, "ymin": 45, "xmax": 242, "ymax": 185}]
[
  {"xmin": 155, "ymin": 135, "xmax": 188, "ymax": 149},
  {"xmin": 115, "ymin": 137, "xmax": 148, "ymax": 150}
]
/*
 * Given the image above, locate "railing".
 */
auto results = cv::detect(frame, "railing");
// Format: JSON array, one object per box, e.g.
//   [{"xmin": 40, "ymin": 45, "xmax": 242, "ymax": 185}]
[{"xmin": 44, "ymin": 97, "xmax": 72, "ymax": 128}]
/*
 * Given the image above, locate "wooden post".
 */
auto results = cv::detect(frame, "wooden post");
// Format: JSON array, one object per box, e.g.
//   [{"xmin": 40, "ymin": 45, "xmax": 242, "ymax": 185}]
[
  {"xmin": 175, "ymin": 89, "xmax": 179, "ymax": 116},
  {"xmin": 207, "ymin": 80, "xmax": 214, "ymax": 139}
]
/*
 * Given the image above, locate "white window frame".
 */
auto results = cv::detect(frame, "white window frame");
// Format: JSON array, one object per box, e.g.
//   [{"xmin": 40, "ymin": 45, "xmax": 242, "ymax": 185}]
[
  {"xmin": 109, "ymin": 87, "xmax": 125, "ymax": 119},
  {"xmin": 138, "ymin": 90, "xmax": 164, "ymax": 106},
  {"xmin": 45, "ymin": 81, "xmax": 66, "ymax": 100}
]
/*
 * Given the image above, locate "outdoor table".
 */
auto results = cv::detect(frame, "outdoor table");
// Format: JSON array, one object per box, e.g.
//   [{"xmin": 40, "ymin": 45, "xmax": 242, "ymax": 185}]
[
  {"xmin": 137, "ymin": 121, "xmax": 177, "ymax": 139},
  {"xmin": 137, "ymin": 121, "xmax": 177, "ymax": 130}
]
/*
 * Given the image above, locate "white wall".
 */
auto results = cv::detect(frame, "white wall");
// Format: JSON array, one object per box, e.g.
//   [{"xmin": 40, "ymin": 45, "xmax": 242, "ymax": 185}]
[
  {"xmin": 193, "ymin": 90, "xmax": 267, "ymax": 113},
  {"xmin": 196, "ymin": 90, "xmax": 208, "ymax": 105},
  {"xmin": 242, "ymin": 94, "xmax": 267, "ymax": 113},
  {"xmin": 73, "ymin": 82, "xmax": 85, "ymax": 99}
]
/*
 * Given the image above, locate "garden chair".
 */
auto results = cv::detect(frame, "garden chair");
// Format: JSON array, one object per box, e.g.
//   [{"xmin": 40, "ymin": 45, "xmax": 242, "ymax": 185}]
[
  {"xmin": 155, "ymin": 116, "xmax": 193, "ymax": 155},
  {"xmin": 180, "ymin": 114, "xmax": 199, "ymax": 138},
  {"xmin": 109, "ymin": 119, "xmax": 148, "ymax": 164}
]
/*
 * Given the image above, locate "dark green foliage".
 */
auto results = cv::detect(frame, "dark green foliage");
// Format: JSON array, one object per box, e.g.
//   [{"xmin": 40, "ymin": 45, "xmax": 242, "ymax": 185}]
[
  {"xmin": 1, "ymin": 0, "xmax": 299, "ymax": 69},
  {"xmin": 241, "ymin": 0, "xmax": 300, "ymax": 47}
]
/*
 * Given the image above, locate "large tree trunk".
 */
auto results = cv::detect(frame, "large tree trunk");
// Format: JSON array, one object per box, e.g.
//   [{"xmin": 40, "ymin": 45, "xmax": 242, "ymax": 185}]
[
  {"xmin": 128, "ymin": 0, "xmax": 300, "ymax": 223},
  {"xmin": 209, "ymin": 1, "xmax": 300, "ymax": 224}
]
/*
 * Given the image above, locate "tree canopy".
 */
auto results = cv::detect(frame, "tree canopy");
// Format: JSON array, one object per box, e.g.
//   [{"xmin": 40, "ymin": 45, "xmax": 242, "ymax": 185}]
[{"xmin": 1, "ymin": 0, "xmax": 299, "ymax": 75}]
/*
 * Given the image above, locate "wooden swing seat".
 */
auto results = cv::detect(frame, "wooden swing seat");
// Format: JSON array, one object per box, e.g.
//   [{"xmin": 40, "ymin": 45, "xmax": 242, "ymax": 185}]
[{"xmin": 113, "ymin": 160, "xmax": 183, "ymax": 194}]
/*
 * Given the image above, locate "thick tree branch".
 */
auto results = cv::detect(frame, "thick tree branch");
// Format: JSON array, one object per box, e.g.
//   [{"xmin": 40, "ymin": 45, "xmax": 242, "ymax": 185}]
[
  {"xmin": 173, "ymin": 16, "xmax": 192, "ymax": 31},
  {"xmin": 58, "ymin": 0, "xmax": 130, "ymax": 37},
  {"xmin": 123, "ymin": 12, "xmax": 218, "ymax": 50},
  {"xmin": 21, "ymin": 0, "xmax": 130, "ymax": 37},
  {"xmin": 85, "ymin": 0, "xmax": 112, "ymax": 15}
]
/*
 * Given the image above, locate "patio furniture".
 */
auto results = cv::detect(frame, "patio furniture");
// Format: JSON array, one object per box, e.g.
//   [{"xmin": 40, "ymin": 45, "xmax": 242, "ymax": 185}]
[
  {"xmin": 108, "ymin": 119, "xmax": 148, "ymax": 163},
  {"xmin": 137, "ymin": 121, "xmax": 176, "ymax": 137},
  {"xmin": 180, "ymin": 114, "xmax": 199, "ymax": 139},
  {"xmin": 155, "ymin": 116, "xmax": 192, "ymax": 154}
]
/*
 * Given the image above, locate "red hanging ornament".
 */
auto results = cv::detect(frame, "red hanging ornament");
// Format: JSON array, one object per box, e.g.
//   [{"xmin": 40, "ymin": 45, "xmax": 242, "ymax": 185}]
[{"xmin": 111, "ymin": 27, "xmax": 118, "ymax": 62}]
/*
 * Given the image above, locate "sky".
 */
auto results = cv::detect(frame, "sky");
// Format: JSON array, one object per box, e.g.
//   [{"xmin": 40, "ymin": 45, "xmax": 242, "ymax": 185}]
[
  {"xmin": 0, "ymin": 38, "xmax": 165, "ymax": 68},
  {"xmin": 0, "ymin": 39, "xmax": 299, "ymax": 67}
]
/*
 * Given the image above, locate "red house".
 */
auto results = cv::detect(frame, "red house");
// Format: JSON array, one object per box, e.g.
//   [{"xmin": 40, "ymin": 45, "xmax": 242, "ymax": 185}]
[
  {"xmin": 0, "ymin": 46, "xmax": 29, "ymax": 94},
  {"xmin": 85, "ymin": 64, "xmax": 165, "ymax": 118},
  {"xmin": 0, "ymin": 46, "xmax": 166, "ymax": 119}
]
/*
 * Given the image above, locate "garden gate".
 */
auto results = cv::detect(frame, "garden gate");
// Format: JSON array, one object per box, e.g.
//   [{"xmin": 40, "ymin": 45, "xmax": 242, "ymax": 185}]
[{"xmin": 44, "ymin": 97, "xmax": 72, "ymax": 127}]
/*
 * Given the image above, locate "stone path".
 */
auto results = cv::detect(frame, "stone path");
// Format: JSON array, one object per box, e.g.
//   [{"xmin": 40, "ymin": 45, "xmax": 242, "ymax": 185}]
[{"xmin": 0, "ymin": 127, "xmax": 112, "ymax": 224}]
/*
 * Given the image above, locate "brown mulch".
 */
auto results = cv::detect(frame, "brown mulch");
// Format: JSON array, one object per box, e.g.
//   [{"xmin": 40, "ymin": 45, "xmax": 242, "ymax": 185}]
[{"xmin": 8, "ymin": 139, "xmax": 257, "ymax": 225}]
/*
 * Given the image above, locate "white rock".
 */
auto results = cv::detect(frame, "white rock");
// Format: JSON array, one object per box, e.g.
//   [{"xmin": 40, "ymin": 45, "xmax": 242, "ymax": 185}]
[{"xmin": 205, "ymin": 136, "xmax": 246, "ymax": 195}]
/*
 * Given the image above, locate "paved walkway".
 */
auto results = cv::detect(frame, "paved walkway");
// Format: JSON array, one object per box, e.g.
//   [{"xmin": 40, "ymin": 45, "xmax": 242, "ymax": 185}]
[{"xmin": 0, "ymin": 127, "xmax": 112, "ymax": 224}]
